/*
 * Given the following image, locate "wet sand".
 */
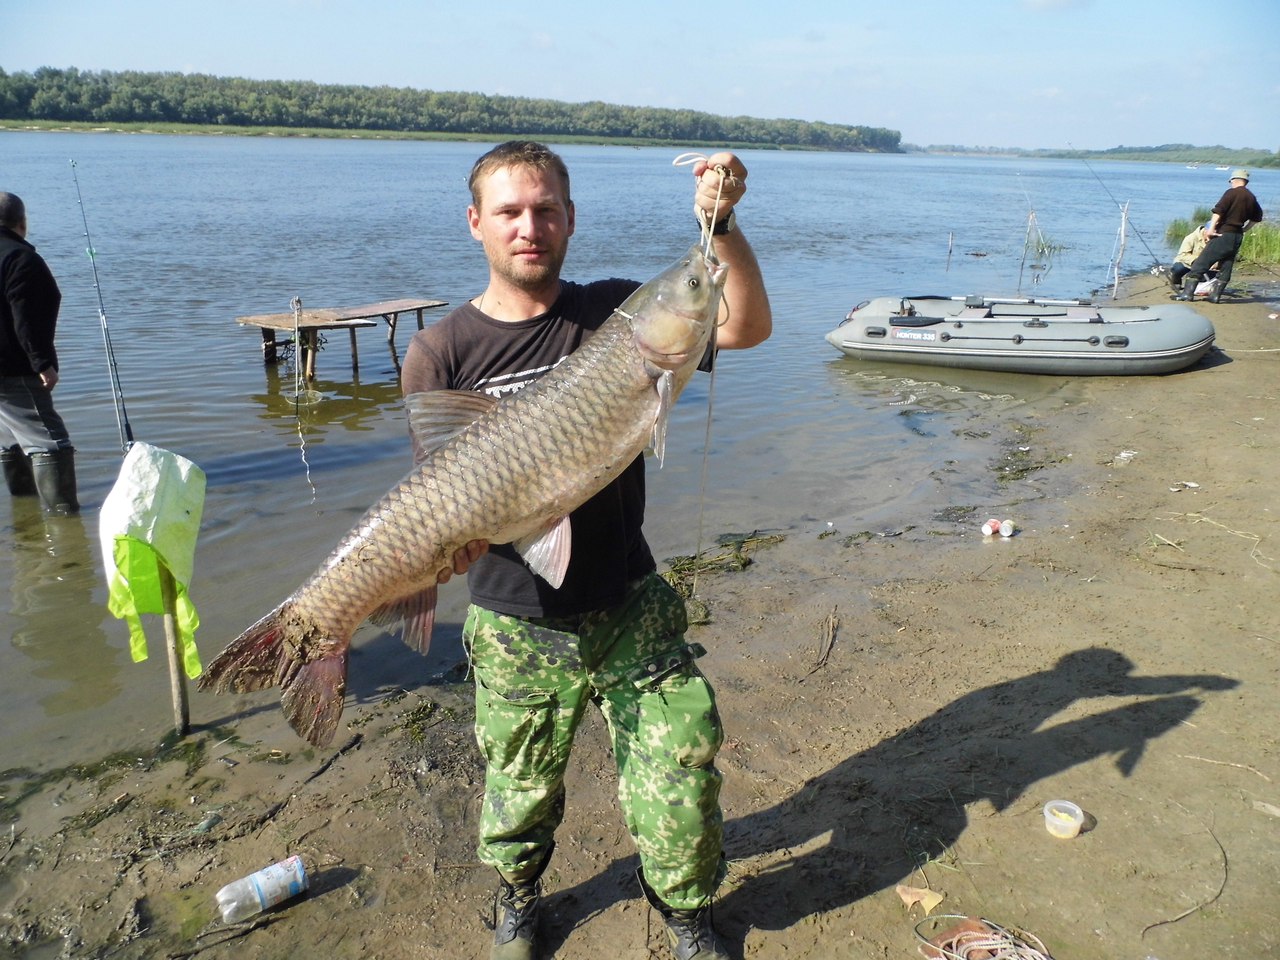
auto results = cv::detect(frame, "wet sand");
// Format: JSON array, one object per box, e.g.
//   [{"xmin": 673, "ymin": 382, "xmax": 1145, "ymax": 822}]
[{"xmin": 2, "ymin": 271, "xmax": 1278, "ymax": 959}]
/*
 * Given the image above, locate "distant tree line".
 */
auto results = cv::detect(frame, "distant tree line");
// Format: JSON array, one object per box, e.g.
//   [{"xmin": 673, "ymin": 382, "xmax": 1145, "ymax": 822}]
[
  {"xmin": 905, "ymin": 141, "xmax": 1279, "ymax": 169},
  {"xmin": 0, "ymin": 67, "xmax": 902, "ymax": 152}
]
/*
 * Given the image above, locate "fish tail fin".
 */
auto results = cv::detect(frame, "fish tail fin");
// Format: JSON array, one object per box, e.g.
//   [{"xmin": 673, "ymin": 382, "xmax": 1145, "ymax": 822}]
[
  {"xmin": 198, "ymin": 604, "xmax": 291, "ymax": 694},
  {"xmin": 199, "ymin": 602, "xmax": 349, "ymax": 747},
  {"xmin": 278, "ymin": 650, "xmax": 349, "ymax": 747}
]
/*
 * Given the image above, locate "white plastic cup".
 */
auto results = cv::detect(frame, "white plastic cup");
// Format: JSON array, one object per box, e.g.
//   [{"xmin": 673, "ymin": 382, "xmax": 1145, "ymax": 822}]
[
  {"xmin": 1043, "ymin": 800, "xmax": 1084, "ymax": 839},
  {"xmin": 999, "ymin": 519, "xmax": 1016, "ymax": 538}
]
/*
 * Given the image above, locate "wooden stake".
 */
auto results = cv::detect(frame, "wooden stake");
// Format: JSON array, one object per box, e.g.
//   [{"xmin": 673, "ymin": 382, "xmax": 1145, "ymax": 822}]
[{"xmin": 158, "ymin": 565, "xmax": 190, "ymax": 737}]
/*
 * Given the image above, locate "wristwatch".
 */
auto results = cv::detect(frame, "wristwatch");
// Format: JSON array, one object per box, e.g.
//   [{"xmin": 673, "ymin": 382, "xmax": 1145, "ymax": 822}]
[{"xmin": 697, "ymin": 207, "xmax": 736, "ymax": 236}]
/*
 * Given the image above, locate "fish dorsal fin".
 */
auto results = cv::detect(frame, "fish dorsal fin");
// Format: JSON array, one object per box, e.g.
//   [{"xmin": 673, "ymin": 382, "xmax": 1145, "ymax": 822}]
[
  {"xmin": 405, "ymin": 389, "xmax": 500, "ymax": 463},
  {"xmin": 649, "ymin": 370, "xmax": 675, "ymax": 467},
  {"xmin": 513, "ymin": 516, "xmax": 572, "ymax": 588}
]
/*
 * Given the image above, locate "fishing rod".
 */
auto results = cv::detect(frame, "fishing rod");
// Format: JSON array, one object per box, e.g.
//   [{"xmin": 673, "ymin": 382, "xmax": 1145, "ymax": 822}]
[
  {"xmin": 70, "ymin": 159, "xmax": 134, "ymax": 452},
  {"xmin": 1068, "ymin": 144, "xmax": 1164, "ymax": 267}
]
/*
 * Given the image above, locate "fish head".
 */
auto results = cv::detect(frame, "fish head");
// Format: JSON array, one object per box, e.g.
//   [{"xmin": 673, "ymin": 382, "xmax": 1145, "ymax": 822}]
[{"xmin": 629, "ymin": 245, "xmax": 728, "ymax": 371}]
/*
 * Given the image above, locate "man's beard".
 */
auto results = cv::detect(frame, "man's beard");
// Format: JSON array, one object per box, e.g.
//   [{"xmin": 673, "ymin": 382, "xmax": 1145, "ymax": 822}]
[{"xmin": 486, "ymin": 240, "xmax": 567, "ymax": 293}]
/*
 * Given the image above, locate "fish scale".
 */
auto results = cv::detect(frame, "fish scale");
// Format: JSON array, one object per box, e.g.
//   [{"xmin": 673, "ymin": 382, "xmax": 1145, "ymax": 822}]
[{"xmin": 200, "ymin": 246, "xmax": 727, "ymax": 745}]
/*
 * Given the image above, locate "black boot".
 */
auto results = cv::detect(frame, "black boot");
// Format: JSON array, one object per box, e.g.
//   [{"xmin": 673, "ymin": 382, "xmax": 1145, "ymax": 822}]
[
  {"xmin": 1174, "ymin": 277, "xmax": 1198, "ymax": 301},
  {"xmin": 1, "ymin": 445, "xmax": 37, "ymax": 496},
  {"xmin": 491, "ymin": 849, "xmax": 552, "ymax": 960},
  {"xmin": 30, "ymin": 447, "xmax": 79, "ymax": 515},
  {"xmin": 638, "ymin": 870, "xmax": 729, "ymax": 960},
  {"xmin": 1207, "ymin": 279, "xmax": 1224, "ymax": 304}
]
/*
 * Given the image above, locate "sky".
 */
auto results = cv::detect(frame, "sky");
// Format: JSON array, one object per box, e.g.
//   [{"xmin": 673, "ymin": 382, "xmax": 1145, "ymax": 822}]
[{"xmin": 3, "ymin": 0, "xmax": 1278, "ymax": 152}]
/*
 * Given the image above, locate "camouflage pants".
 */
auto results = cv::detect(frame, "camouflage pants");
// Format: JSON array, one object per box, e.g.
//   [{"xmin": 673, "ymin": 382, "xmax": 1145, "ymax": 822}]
[{"xmin": 464, "ymin": 572, "xmax": 725, "ymax": 910}]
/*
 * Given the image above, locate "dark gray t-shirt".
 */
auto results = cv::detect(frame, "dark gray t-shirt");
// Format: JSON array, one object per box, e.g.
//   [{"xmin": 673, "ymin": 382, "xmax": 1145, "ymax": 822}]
[{"xmin": 400, "ymin": 278, "xmax": 656, "ymax": 618}]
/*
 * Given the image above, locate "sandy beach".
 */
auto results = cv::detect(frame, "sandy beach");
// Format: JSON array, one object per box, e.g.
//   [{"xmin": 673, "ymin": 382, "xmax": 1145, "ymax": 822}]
[{"xmin": 2, "ymin": 270, "xmax": 1277, "ymax": 960}]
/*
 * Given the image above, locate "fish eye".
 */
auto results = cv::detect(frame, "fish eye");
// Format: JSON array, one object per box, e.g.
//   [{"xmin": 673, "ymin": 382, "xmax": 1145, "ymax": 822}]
[{"xmin": 686, "ymin": 277, "xmax": 700, "ymax": 289}]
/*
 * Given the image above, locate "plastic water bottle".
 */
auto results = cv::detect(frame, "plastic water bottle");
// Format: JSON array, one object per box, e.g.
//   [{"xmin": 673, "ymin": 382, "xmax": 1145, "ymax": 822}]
[{"xmin": 215, "ymin": 855, "xmax": 309, "ymax": 923}]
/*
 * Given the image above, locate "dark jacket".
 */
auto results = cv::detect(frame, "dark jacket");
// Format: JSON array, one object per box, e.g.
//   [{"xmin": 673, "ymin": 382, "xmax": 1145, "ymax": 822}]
[
  {"xmin": 1212, "ymin": 185, "xmax": 1264, "ymax": 234},
  {"xmin": 0, "ymin": 225, "xmax": 62, "ymax": 377}
]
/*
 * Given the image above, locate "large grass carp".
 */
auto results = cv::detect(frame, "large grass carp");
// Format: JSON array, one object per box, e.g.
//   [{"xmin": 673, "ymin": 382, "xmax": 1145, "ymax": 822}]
[{"xmin": 199, "ymin": 245, "xmax": 727, "ymax": 746}]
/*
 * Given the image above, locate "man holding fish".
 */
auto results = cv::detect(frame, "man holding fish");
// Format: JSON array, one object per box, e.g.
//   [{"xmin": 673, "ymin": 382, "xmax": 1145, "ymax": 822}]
[{"xmin": 401, "ymin": 141, "xmax": 770, "ymax": 959}]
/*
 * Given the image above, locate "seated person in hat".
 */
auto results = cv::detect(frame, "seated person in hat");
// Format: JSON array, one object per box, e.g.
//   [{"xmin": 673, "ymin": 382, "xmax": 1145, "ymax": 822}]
[{"xmin": 1167, "ymin": 222, "xmax": 1218, "ymax": 290}]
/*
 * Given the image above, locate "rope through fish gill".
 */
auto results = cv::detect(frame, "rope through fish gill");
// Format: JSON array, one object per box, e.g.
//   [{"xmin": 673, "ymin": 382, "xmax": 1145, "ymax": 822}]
[{"xmin": 671, "ymin": 153, "xmax": 737, "ymax": 599}]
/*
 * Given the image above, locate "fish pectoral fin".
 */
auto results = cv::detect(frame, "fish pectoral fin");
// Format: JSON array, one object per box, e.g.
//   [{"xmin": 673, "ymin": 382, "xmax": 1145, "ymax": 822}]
[
  {"xmin": 405, "ymin": 389, "xmax": 501, "ymax": 463},
  {"xmin": 369, "ymin": 585, "xmax": 439, "ymax": 656},
  {"xmin": 648, "ymin": 370, "xmax": 674, "ymax": 467},
  {"xmin": 514, "ymin": 516, "xmax": 572, "ymax": 589}
]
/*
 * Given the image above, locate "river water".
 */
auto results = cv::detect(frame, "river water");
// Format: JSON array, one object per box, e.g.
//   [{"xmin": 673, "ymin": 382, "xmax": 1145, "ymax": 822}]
[{"xmin": 0, "ymin": 132, "xmax": 1229, "ymax": 773}]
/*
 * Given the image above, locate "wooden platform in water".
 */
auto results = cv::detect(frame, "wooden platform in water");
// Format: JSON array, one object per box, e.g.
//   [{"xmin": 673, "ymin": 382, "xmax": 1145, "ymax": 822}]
[{"xmin": 236, "ymin": 298, "xmax": 448, "ymax": 378}]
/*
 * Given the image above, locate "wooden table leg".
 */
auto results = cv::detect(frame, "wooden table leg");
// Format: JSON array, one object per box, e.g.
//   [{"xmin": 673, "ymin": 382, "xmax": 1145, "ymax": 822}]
[
  {"xmin": 384, "ymin": 312, "xmax": 402, "ymax": 374},
  {"xmin": 260, "ymin": 328, "xmax": 278, "ymax": 363},
  {"xmin": 386, "ymin": 337, "xmax": 402, "ymax": 375},
  {"xmin": 304, "ymin": 330, "xmax": 318, "ymax": 380}
]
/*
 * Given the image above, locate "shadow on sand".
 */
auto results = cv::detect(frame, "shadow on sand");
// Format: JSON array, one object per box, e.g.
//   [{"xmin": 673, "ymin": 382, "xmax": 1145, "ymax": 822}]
[{"xmin": 539, "ymin": 646, "xmax": 1237, "ymax": 955}]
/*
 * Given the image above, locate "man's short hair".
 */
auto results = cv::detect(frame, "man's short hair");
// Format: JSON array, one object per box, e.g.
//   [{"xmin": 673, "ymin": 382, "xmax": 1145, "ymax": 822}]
[
  {"xmin": 0, "ymin": 192, "xmax": 26, "ymax": 231},
  {"xmin": 467, "ymin": 141, "xmax": 571, "ymax": 209}
]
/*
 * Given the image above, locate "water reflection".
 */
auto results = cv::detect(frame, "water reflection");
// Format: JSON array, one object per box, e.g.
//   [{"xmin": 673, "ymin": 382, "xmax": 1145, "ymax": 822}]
[
  {"xmin": 198, "ymin": 437, "xmax": 408, "ymax": 487},
  {"xmin": 252, "ymin": 365, "xmax": 407, "ymax": 431},
  {"xmin": 825, "ymin": 356, "xmax": 1086, "ymax": 415},
  {"xmin": 8, "ymin": 501, "xmax": 122, "ymax": 715},
  {"xmin": 194, "ymin": 366, "xmax": 415, "ymax": 489}
]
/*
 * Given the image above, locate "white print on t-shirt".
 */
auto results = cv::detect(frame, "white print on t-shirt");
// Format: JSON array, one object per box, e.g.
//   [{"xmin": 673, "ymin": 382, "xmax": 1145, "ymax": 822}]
[{"xmin": 476, "ymin": 356, "xmax": 569, "ymax": 398}]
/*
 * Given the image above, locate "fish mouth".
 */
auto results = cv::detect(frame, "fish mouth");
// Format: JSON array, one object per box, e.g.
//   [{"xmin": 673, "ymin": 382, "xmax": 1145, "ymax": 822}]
[
  {"xmin": 636, "ymin": 310, "xmax": 705, "ymax": 369},
  {"xmin": 644, "ymin": 347, "xmax": 697, "ymax": 370}
]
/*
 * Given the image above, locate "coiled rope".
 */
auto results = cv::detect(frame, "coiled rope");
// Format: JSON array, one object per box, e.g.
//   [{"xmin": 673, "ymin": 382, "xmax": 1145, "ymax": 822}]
[{"xmin": 914, "ymin": 915, "xmax": 1054, "ymax": 960}]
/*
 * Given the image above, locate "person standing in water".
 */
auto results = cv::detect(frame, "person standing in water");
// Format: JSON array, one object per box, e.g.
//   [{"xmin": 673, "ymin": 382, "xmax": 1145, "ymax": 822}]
[{"xmin": 0, "ymin": 191, "xmax": 79, "ymax": 514}]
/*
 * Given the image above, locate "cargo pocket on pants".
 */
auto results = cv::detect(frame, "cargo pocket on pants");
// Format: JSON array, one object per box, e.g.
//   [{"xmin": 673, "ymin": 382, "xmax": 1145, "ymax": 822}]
[
  {"xmin": 474, "ymin": 678, "xmax": 563, "ymax": 782},
  {"xmin": 630, "ymin": 646, "xmax": 723, "ymax": 769}
]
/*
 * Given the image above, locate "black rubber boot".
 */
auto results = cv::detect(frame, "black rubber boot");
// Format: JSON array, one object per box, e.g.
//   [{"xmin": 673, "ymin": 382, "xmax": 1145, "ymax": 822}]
[
  {"xmin": 30, "ymin": 447, "xmax": 79, "ymax": 515},
  {"xmin": 638, "ymin": 869, "xmax": 729, "ymax": 960},
  {"xmin": 1174, "ymin": 277, "xmax": 1198, "ymax": 301},
  {"xmin": 1, "ymin": 445, "xmax": 37, "ymax": 496},
  {"xmin": 491, "ymin": 849, "xmax": 552, "ymax": 960},
  {"xmin": 1207, "ymin": 279, "xmax": 1224, "ymax": 304}
]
